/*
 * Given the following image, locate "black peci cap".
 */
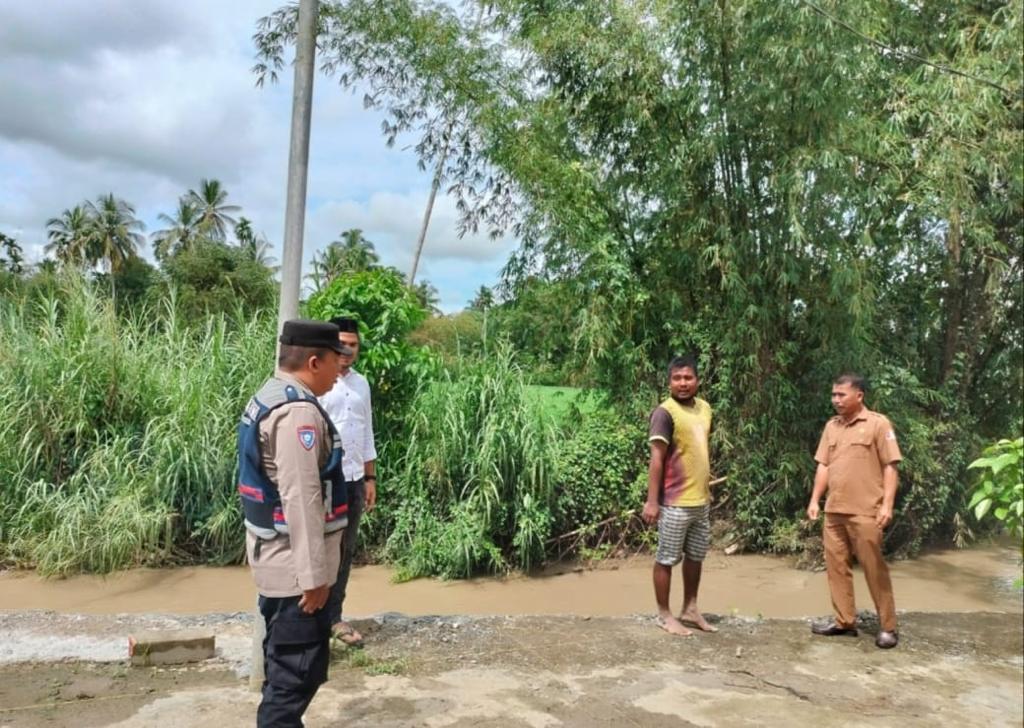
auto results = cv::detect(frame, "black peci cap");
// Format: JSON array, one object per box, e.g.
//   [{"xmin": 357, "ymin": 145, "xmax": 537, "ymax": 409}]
[{"xmin": 279, "ymin": 319, "xmax": 354, "ymax": 355}]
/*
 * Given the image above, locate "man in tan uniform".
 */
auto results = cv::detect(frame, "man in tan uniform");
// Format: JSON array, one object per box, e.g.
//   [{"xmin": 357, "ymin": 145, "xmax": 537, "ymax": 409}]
[
  {"xmin": 237, "ymin": 319, "xmax": 353, "ymax": 726},
  {"xmin": 806, "ymin": 372, "xmax": 902, "ymax": 649}
]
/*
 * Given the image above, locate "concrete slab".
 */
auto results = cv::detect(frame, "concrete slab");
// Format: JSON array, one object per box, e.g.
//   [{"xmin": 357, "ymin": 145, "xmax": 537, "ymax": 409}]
[{"xmin": 128, "ymin": 629, "xmax": 215, "ymax": 667}]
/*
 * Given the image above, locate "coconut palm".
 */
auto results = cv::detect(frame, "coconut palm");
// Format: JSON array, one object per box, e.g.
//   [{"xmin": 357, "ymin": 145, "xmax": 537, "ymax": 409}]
[
  {"xmin": 469, "ymin": 285, "xmax": 495, "ymax": 311},
  {"xmin": 186, "ymin": 178, "xmax": 240, "ymax": 241},
  {"xmin": 306, "ymin": 229, "xmax": 380, "ymax": 292},
  {"xmin": 85, "ymin": 194, "xmax": 145, "ymax": 305},
  {"xmin": 234, "ymin": 217, "xmax": 279, "ymax": 273},
  {"xmin": 333, "ymin": 229, "xmax": 379, "ymax": 271},
  {"xmin": 45, "ymin": 205, "xmax": 93, "ymax": 267},
  {"xmin": 414, "ymin": 280, "xmax": 441, "ymax": 313},
  {"xmin": 0, "ymin": 233, "xmax": 24, "ymax": 275},
  {"xmin": 152, "ymin": 199, "xmax": 203, "ymax": 261}
]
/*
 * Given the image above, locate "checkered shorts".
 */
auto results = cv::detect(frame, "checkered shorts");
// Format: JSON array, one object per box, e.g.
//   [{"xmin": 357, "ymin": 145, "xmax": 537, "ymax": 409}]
[{"xmin": 656, "ymin": 504, "xmax": 711, "ymax": 565}]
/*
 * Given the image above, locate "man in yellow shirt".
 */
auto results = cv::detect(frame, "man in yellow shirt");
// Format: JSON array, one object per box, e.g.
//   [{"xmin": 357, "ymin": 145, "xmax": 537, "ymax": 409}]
[{"xmin": 642, "ymin": 355, "xmax": 717, "ymax": 636}]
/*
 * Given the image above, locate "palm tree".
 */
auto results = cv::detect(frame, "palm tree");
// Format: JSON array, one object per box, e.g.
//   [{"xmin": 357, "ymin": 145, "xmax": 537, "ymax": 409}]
[
  {"xmin": 85, "ymin": 194, "xmax": 145, "ymax": 305},
  {"xmin": 306, "ymin": 229, "xmax": 379, "ymax": 292},
  {"xmin": 45, "ymin": 205, "xmax": 93, "ymax": 267},
  {"xmin": 186, "ymin": 178, "xmax": 240, "ymax": 241},
  {"xmin": 414, "ymin": 280, "xmax": 441, "ymax": 313},
  {"xmin": 469, "ymin": 285, "xmax": 495, "ymax": 311},
  {"xmin": 332, "ymin": 228, "xmax": 379, "ymax": 271},
  {"xmin": 235, "ymin": 218, "xmax": 279, "ymax": 273},
  {"xmin": 307, "ymin": 244, "xmax": 347, "ymax": 293},
  {"xmin": 152, "ymin": 199, "xmax": 203, "ymax": 261},
  {"xmin": 0, "ymin": 233, "xmax": 24, "ymax": 275}
]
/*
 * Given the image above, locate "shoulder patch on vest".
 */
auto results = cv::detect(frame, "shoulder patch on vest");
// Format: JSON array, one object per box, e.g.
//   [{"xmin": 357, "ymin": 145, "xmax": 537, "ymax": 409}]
[{"xmin": 297, "ymin": 425, "xmax": 317, "ymax": 451}]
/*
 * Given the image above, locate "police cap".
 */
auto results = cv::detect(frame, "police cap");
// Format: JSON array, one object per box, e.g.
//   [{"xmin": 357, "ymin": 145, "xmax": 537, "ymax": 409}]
[{"xmin": 279, "ymin": 319, "xmax": 354, "ymax": 355}]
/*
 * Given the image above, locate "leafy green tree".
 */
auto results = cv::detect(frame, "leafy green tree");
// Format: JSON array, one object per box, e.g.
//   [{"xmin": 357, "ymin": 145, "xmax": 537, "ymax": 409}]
[
  {"xmin": 45, "ymin": 206, "xmax": 93, "ymax": 267},
  {"xmin": 259, "ymin": 0, "xmax": 1023, "ymax": 554},
  {"xmin": 305, "ymin": 267, "xmax": 437, "ymax": 438},
  {"xmin": 186, "ymin": 178, "xmax": 240, "ymax": 241},
  {"xmin": 161, "ymin": 239, "xmax": 276, "ymax": 320},
  {"xmin": 409, "ymin": 310, "xmax": 486, "ymax": 363},
  {"xmin": 110, "ymin": 255, "xmax": 160, "ymax": 314}
]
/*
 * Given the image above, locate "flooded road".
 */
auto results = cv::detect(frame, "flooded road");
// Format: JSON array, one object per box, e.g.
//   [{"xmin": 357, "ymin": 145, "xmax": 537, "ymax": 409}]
[{"xmin": 2, "ymin": 541, "xmax": 1019, "ymax": 618}]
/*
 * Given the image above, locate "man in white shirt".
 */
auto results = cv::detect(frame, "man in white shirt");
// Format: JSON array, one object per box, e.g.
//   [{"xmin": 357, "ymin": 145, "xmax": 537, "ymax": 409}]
[{"xmin": 319, "ymin": 317, "xmax": 378, "ymax": 646}]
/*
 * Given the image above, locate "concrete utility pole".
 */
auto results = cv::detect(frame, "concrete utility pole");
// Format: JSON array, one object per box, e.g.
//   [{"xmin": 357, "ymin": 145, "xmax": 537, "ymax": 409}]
[
  {"xmin": 276, "ymin": 0, "xmax": 320, "ymax": 333},
  {"xmin": 255, "ymin": 0, "xmax": 319, "ymax": 694}
]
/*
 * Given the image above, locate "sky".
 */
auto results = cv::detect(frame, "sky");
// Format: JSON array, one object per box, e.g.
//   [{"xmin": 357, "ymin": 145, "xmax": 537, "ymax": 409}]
[{"xmin": 0, "ymin": 1, "xmax": 516, "ymax": 312}]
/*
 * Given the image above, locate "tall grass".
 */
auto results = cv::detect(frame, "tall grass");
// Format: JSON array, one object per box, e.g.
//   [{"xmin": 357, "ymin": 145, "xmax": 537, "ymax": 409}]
[
  {"xmin": 0, "ymin": 274, "xmax": 273, "ymax": 574},
  {"xmin": 381, "ymin": 345, "xmax": 559, "ymax": 579},
  {"xmin": 0, "ymin": 276, "xmax": 639, "ymax": 579}
]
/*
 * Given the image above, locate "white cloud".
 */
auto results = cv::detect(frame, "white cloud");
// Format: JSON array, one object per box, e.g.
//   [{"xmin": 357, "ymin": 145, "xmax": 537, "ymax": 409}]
[
  {"xmin": 309, "ymin": 191, "xmax": 516, "ymax": 270},
  {"xmin": 0, "ymin": 0, "xmax": 517, "ymax": 314}
]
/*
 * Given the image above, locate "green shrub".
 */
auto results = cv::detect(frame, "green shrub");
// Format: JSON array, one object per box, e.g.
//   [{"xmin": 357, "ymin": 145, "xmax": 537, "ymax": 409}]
[
  {"xmin": 160, "ymin": 240, "xmax": 277, "ymax": 320},
  {"xmin": 553, "ymin": 407, "xmax": 646, "ymax": 531},
  {"xmin": 968, "ymin": 437, "xmax": 1024, "ymax": 542},
  {"xmin": 409, "ymin": 310, "xmax": 488, "ymax": 363},
  {"xmin": 380, "ymin": 346, "xmax": 558, "ymax": 578},
  {"xmin": 305, "ymin": 268, "xmax": 439, "ymax": 439}
]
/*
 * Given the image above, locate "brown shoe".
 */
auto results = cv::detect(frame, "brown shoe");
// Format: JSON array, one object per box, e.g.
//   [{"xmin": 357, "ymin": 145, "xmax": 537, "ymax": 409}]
[
  {"xmin": 811, "ymin": 620, "xmax": 858, "ymax": 637},
  {"xmin": 875, "ymin": 631, "xmax": 898, "ymax": 649}
]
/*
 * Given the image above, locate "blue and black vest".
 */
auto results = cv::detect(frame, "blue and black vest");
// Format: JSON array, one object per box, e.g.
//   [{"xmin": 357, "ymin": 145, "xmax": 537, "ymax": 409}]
[{"xmin": 237, "ymin": 377, "xmax": 348, "ymax": 539}]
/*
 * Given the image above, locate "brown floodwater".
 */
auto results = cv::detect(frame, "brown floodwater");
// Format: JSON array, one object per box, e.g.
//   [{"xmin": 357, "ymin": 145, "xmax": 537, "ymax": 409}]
[{"xmin": 1, "ymin": 542, "xmax": 1020, "ymax": 618}]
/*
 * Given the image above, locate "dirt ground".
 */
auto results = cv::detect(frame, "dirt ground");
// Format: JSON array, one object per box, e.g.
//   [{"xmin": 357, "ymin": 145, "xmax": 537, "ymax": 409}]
[{"xmin": 1, "ymin": 610, "xmax": 1021, "ymax": 727}]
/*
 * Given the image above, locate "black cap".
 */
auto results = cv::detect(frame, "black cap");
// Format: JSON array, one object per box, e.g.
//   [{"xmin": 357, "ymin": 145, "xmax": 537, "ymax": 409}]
[{"xmin": 279, "ymin": 319, "xmax": 354, "ymax": 355}]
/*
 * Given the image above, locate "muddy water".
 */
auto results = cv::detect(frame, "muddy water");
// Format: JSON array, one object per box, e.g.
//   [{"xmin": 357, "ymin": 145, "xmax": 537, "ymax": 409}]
[{"xmin": 1, "ymin": 542, "xmax": 1020, "ymax": 618}]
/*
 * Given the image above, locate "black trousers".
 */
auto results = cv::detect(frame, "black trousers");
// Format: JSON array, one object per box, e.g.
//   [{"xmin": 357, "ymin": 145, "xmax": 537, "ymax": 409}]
[{"xmin": 257, "ymin": 594, "xmax": 331, "ymax": 728}]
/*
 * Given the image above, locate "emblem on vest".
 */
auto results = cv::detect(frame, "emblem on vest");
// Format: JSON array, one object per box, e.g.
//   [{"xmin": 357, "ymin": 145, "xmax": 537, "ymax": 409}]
[{"xmin": 297, "ymin": 426, "xmax": 317, "ymax": 450}]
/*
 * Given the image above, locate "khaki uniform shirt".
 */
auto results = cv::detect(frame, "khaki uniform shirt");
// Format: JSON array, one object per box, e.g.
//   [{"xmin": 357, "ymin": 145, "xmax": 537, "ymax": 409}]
[
  {"xmin": 245, "ymin": 371, "xmax": 343, "ymax": 598},
  {"xmin": 814, "ymin": 407, "xmax": 902, "ymax": 516}
]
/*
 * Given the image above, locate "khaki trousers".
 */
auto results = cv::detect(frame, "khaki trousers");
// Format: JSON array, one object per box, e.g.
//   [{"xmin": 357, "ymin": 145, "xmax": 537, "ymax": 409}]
[{"xmin": 823, "ymin": 513, "xmax": 897, "ymax": 632}]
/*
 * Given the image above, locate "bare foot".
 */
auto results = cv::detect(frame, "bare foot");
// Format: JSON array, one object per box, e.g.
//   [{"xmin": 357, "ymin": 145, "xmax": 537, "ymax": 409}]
[
  {"xmin": 678, "ymin": 610, "xmax": 719, "ymax": 633},
  {"xmin": 656, "ymin": 613, "xmax": 693, "ymax": 636}
]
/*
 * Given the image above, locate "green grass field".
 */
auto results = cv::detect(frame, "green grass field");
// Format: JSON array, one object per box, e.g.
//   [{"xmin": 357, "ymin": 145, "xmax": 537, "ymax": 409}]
[{"xmin": 524, "ymin": 385, "xmax": 602, "ymax": 422}]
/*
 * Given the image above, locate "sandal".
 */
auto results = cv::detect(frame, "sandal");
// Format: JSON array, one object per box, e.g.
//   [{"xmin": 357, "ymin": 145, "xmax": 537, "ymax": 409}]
[{"xmin": 331, "ymin": 621, "xmax": 364, "ymax": 647}]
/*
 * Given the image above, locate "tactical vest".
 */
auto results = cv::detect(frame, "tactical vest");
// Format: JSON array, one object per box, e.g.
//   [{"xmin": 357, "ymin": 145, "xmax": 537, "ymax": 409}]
[{"xmin": 237, "ymin": 377, "xmax": 348, "ymax": 539}]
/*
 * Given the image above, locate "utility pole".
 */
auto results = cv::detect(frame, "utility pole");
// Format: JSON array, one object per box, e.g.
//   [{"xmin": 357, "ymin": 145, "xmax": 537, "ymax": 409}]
[
  {"xmin": 255, "ymin": 0, "xmax": 319, "ymax": 694},
  {"xmin": 276, "ymin": 0, "xmax": 320, "ymax": 332}
]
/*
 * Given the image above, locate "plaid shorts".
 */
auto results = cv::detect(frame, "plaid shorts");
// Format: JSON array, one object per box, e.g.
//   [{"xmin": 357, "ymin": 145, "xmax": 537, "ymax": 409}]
[{"xmin": 656, "ymin": 504, "xmax": 710, "ymax": 565}]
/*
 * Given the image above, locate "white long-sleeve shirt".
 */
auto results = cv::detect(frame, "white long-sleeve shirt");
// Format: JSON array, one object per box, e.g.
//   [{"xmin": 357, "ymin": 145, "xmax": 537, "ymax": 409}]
[{"xmin": 318, "ymin": 368, "xmax": 377, "ymax": 481}]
